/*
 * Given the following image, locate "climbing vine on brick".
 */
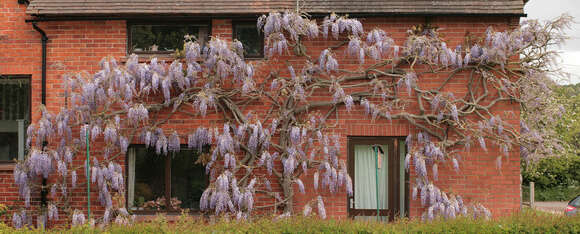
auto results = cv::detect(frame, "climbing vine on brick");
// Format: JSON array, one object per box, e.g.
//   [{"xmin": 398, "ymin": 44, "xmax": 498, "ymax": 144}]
[{"xmin": 12, "ymin": 10, "xmax": 572, "ymax": 227}]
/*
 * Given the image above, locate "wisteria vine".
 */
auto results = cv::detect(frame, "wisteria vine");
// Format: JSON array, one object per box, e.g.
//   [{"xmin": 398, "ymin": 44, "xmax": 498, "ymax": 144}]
[{"xmin": 11, "ymin": 10, "xmax": 572, "ymax": 227}]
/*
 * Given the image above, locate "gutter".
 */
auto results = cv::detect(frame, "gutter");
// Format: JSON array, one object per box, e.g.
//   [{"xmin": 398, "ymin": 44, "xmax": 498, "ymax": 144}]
[
  {"xmin": 24, "ymin": 12, "xmax": 527, "ymax": 23},
  {"xmin": 31, "ymin": 23, "xmax": 47, "ymax": 106}
]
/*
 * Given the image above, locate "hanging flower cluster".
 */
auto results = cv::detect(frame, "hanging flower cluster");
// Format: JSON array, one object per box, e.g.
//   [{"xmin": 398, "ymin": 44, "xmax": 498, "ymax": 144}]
[
  {"xmin": 321, "ymin": 13, "xmax": 364, "ymax": 39},
  {"xmin": 258, "ymin": 11, "xmax": 319, "ymax": 57}
]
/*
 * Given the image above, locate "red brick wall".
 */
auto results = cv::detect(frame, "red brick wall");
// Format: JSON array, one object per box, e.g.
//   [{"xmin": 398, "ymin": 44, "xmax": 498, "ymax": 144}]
[
  {"xmin": 0, "ymin": 0, "xmax": 40, "ymax": 222},
  {"xmin": 0, "ymin": 1, "xmax": 521, "ymax": 226}
]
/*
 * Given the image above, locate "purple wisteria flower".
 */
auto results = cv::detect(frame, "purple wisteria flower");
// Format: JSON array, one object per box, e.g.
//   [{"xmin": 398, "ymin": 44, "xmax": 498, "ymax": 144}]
[
  {"xmin": 345, "ymin": 175, "xmax": 353, "ymax": 196},
  {"xmin": 128, "ymin": 104, "xmax": 149, "ymax": 126},
  {"xmin": 71, "ymin": 170, "xmax": 77, "ymax": 188},
  {"xmin": 72, "ymin": 210, "xmax": 86, "ymax": 226},
  {"xmin": 478, "ymin": 136, "xmax": 487, "ymax": 151},
  {"xmin": 303, "ymin": 204, "xmax": 312, "ymax": 216},
  {"xmin": 168, "ymin": 131, "xmax": 181, "ymax": 153},
  {"xmin": 290, "ymin": 126, "xmax": 301, "ymax": 145},
  {"xmin": 104, "ymin": 125, "xmax": 118, "ymax": 144},
  {"xmin": 48, "ymin": 204, "xmax": 58, "ymax": 221},
  {"xmin": 432, "ymin": 164, "xmax": 439, "ymax": 181},
  {"xmin": 295, "ymin": 179, "xmax": 305, "ymax": 194},
  {"xmin": 452, "ymin": 158, "xmax": 460, "ymax": 172},
  {"xmin": 313, "ymin": 171, "xmax": 319, "ymax": 191},
  {"xmin": 13, "ymin": 212, "xmax": 23, "ymax": 229},
  {"xmin": 317, "ymin": 196, "xmax": 327, "ymax": 219}
]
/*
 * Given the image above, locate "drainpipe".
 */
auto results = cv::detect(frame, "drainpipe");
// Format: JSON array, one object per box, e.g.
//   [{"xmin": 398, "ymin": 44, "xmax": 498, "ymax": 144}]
[
  {"xmin": 32, "ymin": 23, "xmax": 47, "ymax": 106},
  {"xmin": 32, "ymin": 23, "xmax": 49, "ymax": 220}
]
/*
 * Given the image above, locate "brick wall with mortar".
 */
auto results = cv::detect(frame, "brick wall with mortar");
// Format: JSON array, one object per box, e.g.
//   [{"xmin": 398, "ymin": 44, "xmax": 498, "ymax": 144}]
[{"xmin": 0, "ymin": 1, "xmax": 521, "ymax": 226}]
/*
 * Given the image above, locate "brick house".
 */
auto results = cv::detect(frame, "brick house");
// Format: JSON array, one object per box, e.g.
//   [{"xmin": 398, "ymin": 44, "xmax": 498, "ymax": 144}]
[{"xmin": 0, "ymin": 0, "xmax": 526, "ymax": 225}]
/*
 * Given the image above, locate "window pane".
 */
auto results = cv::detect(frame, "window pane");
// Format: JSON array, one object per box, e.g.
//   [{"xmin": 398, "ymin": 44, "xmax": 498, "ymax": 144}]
[
  {"xmin": 130, "ymin": 24, "xmax": 200, "ymax": 53},
  {"xmin": 132, "ymin": 148, "xmax": 166, "ymax": 210},
  {"xmin": 0, "ymin": 78, "xmax": 30, "ymax": 121},
  {"xmin": 0, "ymin": 77, "xmax": 29, "ymax": 162},
  {"xmin": 0, "ymin": 132, "xmax": 17, "ymax": 161},
  {"xmin": 571, "ymin": 196, "xmax": 580, "ymax": 207},
  {"xmin": 234, "ymin": 23, "xmax": 263, "ymax": 57},
  {"xmin": 171, "ymin": 149, "xmax": 207, "ymax": 210}
]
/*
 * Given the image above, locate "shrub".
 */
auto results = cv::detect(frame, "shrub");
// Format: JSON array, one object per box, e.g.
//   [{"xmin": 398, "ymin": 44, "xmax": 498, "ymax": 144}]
[
  {"xmin": 523, "ymin": 185, "xmax": 580, "ymax": 202},
  {"xmin": 0, "ymin": 209, "xmax": 579, "ymax": 233},
  {"xmin": 523, "ymin": 154, "xmax": 580, "ymax": 189}
]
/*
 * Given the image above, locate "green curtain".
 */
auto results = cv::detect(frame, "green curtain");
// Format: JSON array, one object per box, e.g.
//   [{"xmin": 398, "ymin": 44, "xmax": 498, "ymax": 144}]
[
  {"xmin": 399, "ymin": 140, "xmax": 406, "ymax": 218},
  {"xmin": 354, "ymin": 145, "xmax": 388, "ymax": 210}
]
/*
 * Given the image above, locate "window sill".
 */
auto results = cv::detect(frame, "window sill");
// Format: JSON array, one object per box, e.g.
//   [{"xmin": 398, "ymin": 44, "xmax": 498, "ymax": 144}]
[
  {"xmin": 0, "ymin": 162, "xmax": 16, "ymax": 171},
  {"xmin": 120, "ymin": 53, "xmax": 179, "ymax": 63},
  {"xmin": 131, "ymin": 211, "xmax": 205, "ymax": 222},
  {"xmin": 118, "ymin": 54, "xmax": 264, "ymax": 64},
  {"xmin": 244, "ymin": 56, "xmax": 265, "ymax": 61}
]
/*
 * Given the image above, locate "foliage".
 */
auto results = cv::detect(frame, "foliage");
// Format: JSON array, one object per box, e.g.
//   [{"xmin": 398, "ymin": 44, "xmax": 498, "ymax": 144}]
[
  {"xmin": 522, "ymin": 83, "xmax": 580, "ymax": 192},
  {"xmin": 523, "ymin": 154, "xmax": 580, "ymax": 189},
  {"xmin": 11, "ymin": 9, "xmax": 573, "ymax": 228},
  {"xmin": 554, "ymin": 83, "xmax": 580, "ymax": 151},
  {"xmin": 1, "ymin": 210, "xmax": 579, "ymax": 233},
  {"xmin": 522, "ymin": 185, "xmax": 580, "ymax": 202},
  {"xmin": 0, "ymin": 204, "xmax": 8, "ymax": 220}
]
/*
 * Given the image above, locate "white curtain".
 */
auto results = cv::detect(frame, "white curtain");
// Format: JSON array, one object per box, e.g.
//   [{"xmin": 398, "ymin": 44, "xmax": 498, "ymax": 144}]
[{"xmin": 354, "ymin": 144, "xmax": 388, "ymax": 210}]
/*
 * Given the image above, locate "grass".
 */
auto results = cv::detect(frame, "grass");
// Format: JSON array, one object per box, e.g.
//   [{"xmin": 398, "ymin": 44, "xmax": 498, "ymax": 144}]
[{"xmin": 0, "ymin": 209, "xmax": 579, "ymax": 233}]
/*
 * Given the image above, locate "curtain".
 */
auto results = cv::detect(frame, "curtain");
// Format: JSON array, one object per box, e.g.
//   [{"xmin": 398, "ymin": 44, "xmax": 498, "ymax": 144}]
[
  {"xmin": 128, "ymin": 148, "xmax": 136, "ymax": 209},
  {"xmin": 354, "ymin": 144, "xmax": 388, "ymax": 210},
  {"xmin": 399, "ymin": 140, "xmax": 406, "ymax": 218}
]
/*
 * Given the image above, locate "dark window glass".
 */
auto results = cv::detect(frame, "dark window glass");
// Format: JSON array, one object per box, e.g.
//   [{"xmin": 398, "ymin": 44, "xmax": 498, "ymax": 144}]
[
  {"xmin": 0, "ymin": 133, "xmax": 18, "ymax": 161},
  {"xmin": 234, "ymin": 22, "xmax": 264, "ymax": 58},
  {"xmin": 0, "ymin": 77, "xmax": 30, "ymax": 162},
  {"xmin": 171, "ymin": 150, "xmax": 207, "ymax": 210},
  {"xmin": 571, "ymin": 196, "xmax": 580, "ymax": 207},
  {"xmin": 132, "ymin": 148, "xmax": 165, "ymax": 210},
  {"xmin": 129, "ymin": 23, "xmax": 208, "ymax": 54},
  {"xmin": 129, "ymin": 146, "xmax": 207, "ymax": 212}
]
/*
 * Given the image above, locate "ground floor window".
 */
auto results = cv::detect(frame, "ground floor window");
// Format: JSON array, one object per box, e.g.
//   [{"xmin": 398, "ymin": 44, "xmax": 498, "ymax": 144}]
[
  {"xmin": 0, "ymin": 75, "xmax": 30, "ymax": 162},
  {"xmin": 127, "ymin": 146, "xmax": 207, "ymax": 213},
  {"xmin": 347, "ymin": 137, "xmax": 409, "ymax": 221}
]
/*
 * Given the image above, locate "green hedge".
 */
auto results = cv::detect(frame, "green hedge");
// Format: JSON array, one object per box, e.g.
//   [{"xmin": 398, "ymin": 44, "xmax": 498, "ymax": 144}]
[
  {"xmin": 522, "ymin": 185, "xmax": 580, "ymax": 202},
  {"xmin": 1, "ymin": 209, "xmax": 579, "ymax": 233},
  {"xmin": 522, "ymin": 154, "xmax": 580, "ymax": 189}
]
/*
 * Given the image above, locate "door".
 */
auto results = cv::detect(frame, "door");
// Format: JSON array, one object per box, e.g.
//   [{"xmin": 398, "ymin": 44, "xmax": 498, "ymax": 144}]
[{"xmin": 347, "ymin": 137, "xmax": 408, "ymax": 221}]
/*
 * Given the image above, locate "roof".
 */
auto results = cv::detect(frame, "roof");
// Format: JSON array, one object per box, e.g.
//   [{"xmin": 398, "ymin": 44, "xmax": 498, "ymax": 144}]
[{"xmin": 25, "ymin": 0, "xmax": 525, "ymax": 17}]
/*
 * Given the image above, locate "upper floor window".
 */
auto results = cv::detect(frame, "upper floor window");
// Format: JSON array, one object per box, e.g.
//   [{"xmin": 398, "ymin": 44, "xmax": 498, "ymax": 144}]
[
  {"xmin": 233, "ymin": 21, "xmax": 264, "ymax": 58},
  {"xmin": 0, "ymin": 75, "xmax": 30, "ymax": 162},
  {"xmin": 128, "ymin": 21, "xmax": 209, "ymax": 55}
]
